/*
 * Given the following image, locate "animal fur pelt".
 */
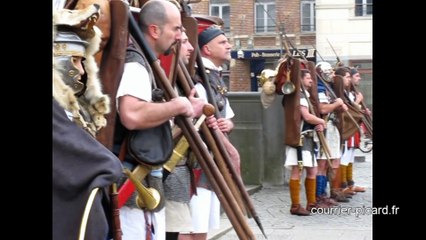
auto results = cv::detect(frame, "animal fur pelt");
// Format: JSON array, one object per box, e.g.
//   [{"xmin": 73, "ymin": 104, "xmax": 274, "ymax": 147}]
[{"xmin": 53, "ymin": 4, "xmax": 110, "ymax": 137}]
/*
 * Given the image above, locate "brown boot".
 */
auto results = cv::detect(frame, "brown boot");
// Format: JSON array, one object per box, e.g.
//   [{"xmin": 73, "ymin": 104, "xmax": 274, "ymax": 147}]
[
  {"xmin": 317, "ymin": 194, "xmax": 339, "ymax": 207},
  {"xmin": 290, "ymin": 204, "xmax": 311, "ymax": 216},
  {"xmin": 349, "ymin": 185, "xmax": 366, "ymax": 192},
  {"xmin": 342, "ymin": 187, "xmax": 357, "ymax": 196},
  {"xmin": 331, "ymin": 189, "xmax": 350, "ymax": 203},
  {"xmin": 306, "ymin": 202, "xmax": 330, "ymax": 212}
]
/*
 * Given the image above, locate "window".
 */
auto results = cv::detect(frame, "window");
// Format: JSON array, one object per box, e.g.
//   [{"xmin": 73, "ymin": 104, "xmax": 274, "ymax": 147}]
[
  {"xmin": 220, "ymin": 63, "xmax": 230, "ymax": 89},
  {"xmin": 301, "ymin": 0, "xmax": 315, "ymax": 32},
  {"xmin": 355, "ymin": 0, "xmax": 373, "ymax": 16},
  {"xmin": 255, "ymin": 0, "xmax": 276, "ymax": 33},
  {"xmin": 210, "ymin": 0, "xmax": 230, "ymax": 32}
]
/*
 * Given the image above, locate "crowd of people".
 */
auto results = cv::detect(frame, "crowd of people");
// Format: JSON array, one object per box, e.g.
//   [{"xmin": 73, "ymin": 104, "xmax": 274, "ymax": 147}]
[{"xmin": 273, "ymin": 59, "xmax": 371, "ymax": 216}]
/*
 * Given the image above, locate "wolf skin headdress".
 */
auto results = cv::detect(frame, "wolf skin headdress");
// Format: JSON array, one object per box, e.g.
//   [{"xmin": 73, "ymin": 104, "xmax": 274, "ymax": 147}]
[{"xmin": 53, "ymin": 4, "xmax": 110, "ymax": 137}]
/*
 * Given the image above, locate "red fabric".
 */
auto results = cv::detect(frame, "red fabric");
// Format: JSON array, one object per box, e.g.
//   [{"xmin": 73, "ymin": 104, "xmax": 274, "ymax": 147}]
[
  {"xmin": 190, "ymin": 168, "xmax": 203, "ymax": 197},
  {"xmin": 196, "ymin": 18, "xmax": 214, "ymax": 33},
  {"xmin": 117, "ymin": 180, "xmax": 135, "ymax": 208},
  {"xmin": 347, "ymin": 131, "xmax": 360, "ymax": 148},
  {"xmin": 159, "ymin": 54, "xmax": 174, "ymax": 78}
]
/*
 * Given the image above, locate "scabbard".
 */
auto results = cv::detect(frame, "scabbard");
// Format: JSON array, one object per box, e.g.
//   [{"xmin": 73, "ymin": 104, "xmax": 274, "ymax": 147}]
[
  {"xmin": 296, "ymin": 145, "xmax": 303, "ymax": 170},
  {"xmin": 110, "ymin": 184, "xmax": 122, "ymax": 240}
]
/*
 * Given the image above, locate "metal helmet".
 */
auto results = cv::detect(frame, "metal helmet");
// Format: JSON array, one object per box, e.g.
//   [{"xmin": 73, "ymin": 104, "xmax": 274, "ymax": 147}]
[
  {"xmin": 259, "ymin": 69, "xmax": 277, "ymax": 87},
  {"xmin": 53, "ymin": 30, "xmax": 88, "ymax": 95},
  {"xmin": 315, "ymin": 61, "xmax": 334, "ymax": 81}
]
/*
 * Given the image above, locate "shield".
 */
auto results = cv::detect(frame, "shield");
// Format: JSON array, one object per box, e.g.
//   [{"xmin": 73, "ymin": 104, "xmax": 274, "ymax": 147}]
[
  {"xmin": 305, "ymin": 60, "xmax": 321, "ymax": 117},
  {"xmin": 282, "ymin": 58, "xmax": 301, "ymax": 147},
  {"xmin": 332, "ymin": 76, "xmax": 363, "ymax": 140}
]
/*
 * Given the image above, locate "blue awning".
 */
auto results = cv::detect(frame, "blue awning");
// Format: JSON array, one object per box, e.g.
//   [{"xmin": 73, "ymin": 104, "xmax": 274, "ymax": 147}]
[{"xmin": 231, "ymin": 48, "xmax": 316, "ymax": 61}]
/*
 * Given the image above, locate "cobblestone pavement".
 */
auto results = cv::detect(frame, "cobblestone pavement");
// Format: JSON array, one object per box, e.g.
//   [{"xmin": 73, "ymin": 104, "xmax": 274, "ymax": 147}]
[{"xmin": 209, "ymin": 150, "xmax": 373, "ymax": 240}]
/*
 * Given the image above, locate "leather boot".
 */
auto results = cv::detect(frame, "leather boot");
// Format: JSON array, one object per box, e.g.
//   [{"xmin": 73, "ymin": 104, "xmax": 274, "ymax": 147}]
[
  {"xmin": 349, "ymin": 185, "xmax": 366, "ymax": 192},
  {"xmin": 342, "ymin": 187, "xmax": 357, "ymax": 196},
  {"xmin": 347, "ymin": 164, "xmax": 366, "ymax": 192},
  {"xmin": 317, "ymin": 194, "xmax": 339, "ymax": 207},
  {"xmin": 348, "ymin": 180, "xmax": 366, "ymax": 192},
  {"xmin": 330, "ymin": 189, "xmax": 350, "ymax": 203},
  {"xmin": 341, "ymin": 182, "xmax": 356, "ymax": 196},
  {"xmin": 290, "ymin": 204, "xmax": 310, "ymax": 216},
  {"xmin": 306, "ymin": 201, "xmax": 330, "ymax": 212},
  {"xmin": 330, "ymin": 167, "xmax": 350, "ymax": 201}
]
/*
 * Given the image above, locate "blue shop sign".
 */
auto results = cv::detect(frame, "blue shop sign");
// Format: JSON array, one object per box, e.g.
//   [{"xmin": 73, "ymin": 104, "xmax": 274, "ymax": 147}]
[{"xmin": 231, "ymin": 48, "xmax": 316, "ymax": 61}]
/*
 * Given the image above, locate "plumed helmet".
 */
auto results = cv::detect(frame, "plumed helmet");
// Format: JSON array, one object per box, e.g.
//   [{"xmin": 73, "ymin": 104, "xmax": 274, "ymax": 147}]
[{"xmin": 53, "ymin": 30, "xmax": 88, "ymax": 95}]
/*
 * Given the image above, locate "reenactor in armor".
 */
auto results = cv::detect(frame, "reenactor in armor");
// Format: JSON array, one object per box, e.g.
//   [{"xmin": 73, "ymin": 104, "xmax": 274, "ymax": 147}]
[
  {"xmin": 181, "ymin": 24, "xmax": 235, "ymax": 240},
  {"xmin": 52, "ymin": 4, "xmax": 122, "ymax": 240},
  {"xmin": 284, "ymin": 68, "xmax": 327, "ymax": 215},
  {"xmin": 337, "ymin": 67, "xmax": 367, "ymax": 194},
  {"xmin": 315, "ymin": 62, "xmax": 350, "ymax": 204},
  {"xmin": 163, "ymin": 29, "xmax": 218, "ymax": 240}
]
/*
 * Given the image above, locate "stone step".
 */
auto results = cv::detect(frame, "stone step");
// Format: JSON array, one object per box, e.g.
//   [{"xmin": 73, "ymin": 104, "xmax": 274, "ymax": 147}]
[{"xmin": 207, "ymin": 185, "xmax": 262, "ymax": 240}]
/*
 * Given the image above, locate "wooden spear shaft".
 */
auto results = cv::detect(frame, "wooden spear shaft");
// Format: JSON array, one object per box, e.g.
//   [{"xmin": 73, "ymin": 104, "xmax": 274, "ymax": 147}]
[{"xmin": 176, "ymin": 63, "xmax": 247, "ymax": 215}]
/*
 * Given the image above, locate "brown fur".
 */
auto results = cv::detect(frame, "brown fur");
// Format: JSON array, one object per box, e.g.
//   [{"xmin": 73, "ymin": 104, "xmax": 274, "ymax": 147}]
[{"xmin": 53, "ymin": 4, "xmax": 110, "ymax": 136}]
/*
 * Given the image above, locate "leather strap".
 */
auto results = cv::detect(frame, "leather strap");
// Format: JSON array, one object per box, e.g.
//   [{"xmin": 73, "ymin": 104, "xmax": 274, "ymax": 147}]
[{"xmin": 143, "ymin": 211, "xmax": 152, "ymax": 240}]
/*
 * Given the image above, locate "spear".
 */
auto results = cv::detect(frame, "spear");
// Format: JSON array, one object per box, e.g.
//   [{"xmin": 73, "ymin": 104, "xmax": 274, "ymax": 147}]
[
  {"xmin": 311, "ymin": 44, "xmax": 325, "ymax": 62},
  {"xmin": 326, "ymin": 38, "xmax": 342, "ymax": 66},
  {"xmin": 326, "ymin": 39, "xmax": 371, "ymax": 135},
  {"xmin": 300, "ymin": 60, "xmax": 333, "ymax": 169},
  {"xmin": 281, "ymin": 30, "xmax": 361, "ymax": 131},
  {"xmin": 178, "ymin": 58, "xmax": 267, "ymax": 239}
]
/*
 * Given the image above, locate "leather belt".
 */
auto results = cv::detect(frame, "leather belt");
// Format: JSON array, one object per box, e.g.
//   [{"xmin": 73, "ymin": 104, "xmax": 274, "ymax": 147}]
[{"xmin": 302, "ymin": 131, "xmax": 314, "ymax": 138}]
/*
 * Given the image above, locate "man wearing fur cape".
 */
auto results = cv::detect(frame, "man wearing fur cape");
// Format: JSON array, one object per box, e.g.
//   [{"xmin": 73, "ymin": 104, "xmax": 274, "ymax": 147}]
[{"xmin": 52, "ymin": 4, "xmax": 122, "ymax": 240}]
